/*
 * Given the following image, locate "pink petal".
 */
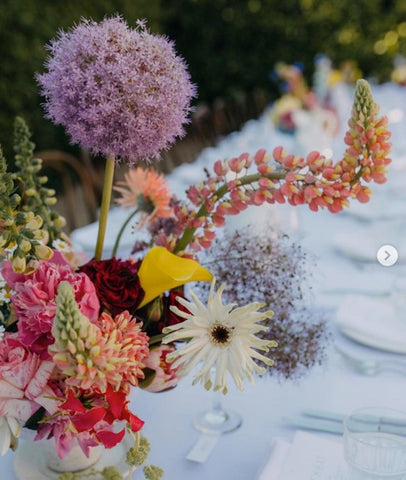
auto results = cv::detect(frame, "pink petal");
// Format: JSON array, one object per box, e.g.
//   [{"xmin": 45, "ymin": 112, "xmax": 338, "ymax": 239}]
[
  {"xmin": 0, "ymin": 379, "xmax": 24, "ymax": 399},
  {"xmin": 25, "ymin": 361, "xmax": 54, "ymax": 400}
]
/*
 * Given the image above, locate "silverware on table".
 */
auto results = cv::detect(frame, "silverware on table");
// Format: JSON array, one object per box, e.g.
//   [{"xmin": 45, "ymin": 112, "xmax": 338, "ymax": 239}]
[
  {"xmin": 335, "ymin": 346, "xmax": 406, "ymax": 376},
  {"xmin": 284, "ymin": 408, "xmax": 406, "ymax": 435}
]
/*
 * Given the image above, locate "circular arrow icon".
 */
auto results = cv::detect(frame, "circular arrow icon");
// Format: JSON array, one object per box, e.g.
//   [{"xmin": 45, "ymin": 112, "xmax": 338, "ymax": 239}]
[{"xmin": 376, "ymin": 245, "xmax": 398, "ymax": 267}]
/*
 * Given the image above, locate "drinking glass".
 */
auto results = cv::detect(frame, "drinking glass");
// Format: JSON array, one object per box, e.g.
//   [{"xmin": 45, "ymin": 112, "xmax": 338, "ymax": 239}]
[
  {"xmin": 343, "ymin": 407, "xmax": 406, "ymax": 479},
  {"xmin": 193, "ymin": 391, "xmax": 242, "ymax": 434}
]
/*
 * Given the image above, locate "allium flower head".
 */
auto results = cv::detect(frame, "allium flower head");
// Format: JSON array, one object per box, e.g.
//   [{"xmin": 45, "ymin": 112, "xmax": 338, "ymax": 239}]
[
  {"xmin": 162, "ymin": 280, "xmax": 276, "ymax": 394},
  {"xmin": 37, "ymin": 16, "xmax": 196, "ymax": 163}
]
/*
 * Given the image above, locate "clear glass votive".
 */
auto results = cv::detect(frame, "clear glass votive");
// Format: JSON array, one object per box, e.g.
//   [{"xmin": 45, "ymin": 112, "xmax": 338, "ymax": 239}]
[{"xmin": 343, "ymin": 407, "xmax": 406, "ymax": 479}]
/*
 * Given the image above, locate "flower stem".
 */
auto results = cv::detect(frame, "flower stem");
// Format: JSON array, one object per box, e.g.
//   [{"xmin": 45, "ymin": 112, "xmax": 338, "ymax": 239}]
[
  {"xmin": 94, "ymin": 156, "xmax": 115, "ymax": 260},
  {"xmin": 111, "ymin": 208, "xmax": 140, "ymax": 258},
  {"xmin": 173, "ymin": 171, "xmax": 286, "ymax": 253}
]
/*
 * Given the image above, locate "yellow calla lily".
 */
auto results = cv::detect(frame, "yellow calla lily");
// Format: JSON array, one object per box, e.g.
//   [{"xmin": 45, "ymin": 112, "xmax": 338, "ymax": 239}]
[{"xmin": 138, "ymin": 246, "xmax": 213, "ymax": 308}]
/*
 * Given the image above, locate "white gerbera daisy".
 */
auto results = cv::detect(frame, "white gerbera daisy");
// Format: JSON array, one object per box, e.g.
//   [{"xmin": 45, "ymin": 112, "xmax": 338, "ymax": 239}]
[{"xmin": 162, "ymin": 280, "xmax": 277, "ymax": 394}]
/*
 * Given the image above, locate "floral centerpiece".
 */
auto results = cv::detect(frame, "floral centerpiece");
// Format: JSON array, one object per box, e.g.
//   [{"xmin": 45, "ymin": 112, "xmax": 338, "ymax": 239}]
[
  {"xmin": 391, "ymin": 57, "xmax": 406, "ymax": 86},
  {"xmin": 269, "ymin": 61, "xmax": 339, "ymax": 138},
  {"xmin": 0, "ymin": 15, "xmax": 391, "ymax": 480}
]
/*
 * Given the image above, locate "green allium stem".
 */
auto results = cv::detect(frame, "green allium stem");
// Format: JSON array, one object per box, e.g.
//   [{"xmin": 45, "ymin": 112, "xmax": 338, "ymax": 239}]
[
  {"xmin": 95, "ymin": 156, "xmax": 115, "ymax": 260},
  {"xmin": 111, "ymin": 208, "xmax": 139, "ymax": 258}
]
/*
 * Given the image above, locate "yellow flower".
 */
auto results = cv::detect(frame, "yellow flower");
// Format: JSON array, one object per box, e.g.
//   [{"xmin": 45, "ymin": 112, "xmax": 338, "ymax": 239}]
[
  {"xmin": 138, "ymin": 246, "xmax": 212, "ymax": 308},
  {"xmin": 12, "ymin": 256, "xmax": 26, "ymax": 274}
]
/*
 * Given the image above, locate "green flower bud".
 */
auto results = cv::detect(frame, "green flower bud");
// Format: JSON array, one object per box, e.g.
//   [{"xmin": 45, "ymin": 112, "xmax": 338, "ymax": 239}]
[
  {"xmin": 143, "ymin": 465, "xmax": 164, "ymax": 480},
  {"xmin": 19, "ymin": 238, "xmax": 32, "ymax": 253},
  {"xmin": 102, "ymin": 466, "xmax": 123, "ymax": 480},
  {"xmin": 12, "ymin": 255, "xmax": 26, "ymax": 273},
  {"xmin": 26, "ymin": 214, "xmax": 43, "ymax": 231}
]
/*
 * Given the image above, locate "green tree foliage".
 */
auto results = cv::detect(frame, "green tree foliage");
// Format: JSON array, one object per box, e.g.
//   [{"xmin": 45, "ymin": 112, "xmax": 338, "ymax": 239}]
[{"xmin": 1, "ymin": 0, "xmax": 405, "ymax": 158}]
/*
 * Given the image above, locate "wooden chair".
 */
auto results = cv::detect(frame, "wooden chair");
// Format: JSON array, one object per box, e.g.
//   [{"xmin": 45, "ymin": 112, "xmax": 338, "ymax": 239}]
[{"xmin": 35, "ymin": 150, "xmax": 99, "ymax": 232}]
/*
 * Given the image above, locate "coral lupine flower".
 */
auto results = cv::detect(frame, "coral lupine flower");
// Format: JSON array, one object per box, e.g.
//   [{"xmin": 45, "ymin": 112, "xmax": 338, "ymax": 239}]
[
  {"xmin": 37, "ymin": 16, "xmax": 196, "ymax": 163},
  {"xmin": 168, "ymin": 79, "xmax": 391, "ymax": 254},
  {"xmin": 49, "ymin": 282, "xmax": 149, "ymax": 393},
  {"xmin": 162, "ymin": 281, "xmax": 276, "ymax": 394},
  {"xmin": 114, "ymin": 168, "xmax": 172, "ymax": 224}
]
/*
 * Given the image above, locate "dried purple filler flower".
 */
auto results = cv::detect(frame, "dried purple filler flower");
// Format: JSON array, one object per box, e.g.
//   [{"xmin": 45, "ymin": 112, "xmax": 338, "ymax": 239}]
[
  {"xmin": 195, "ymin": 226, "xmax": 331, "ymax": 380},
  {"xmin": 37, "ymin": 16, "xmax": 196, "ymax": 163}
]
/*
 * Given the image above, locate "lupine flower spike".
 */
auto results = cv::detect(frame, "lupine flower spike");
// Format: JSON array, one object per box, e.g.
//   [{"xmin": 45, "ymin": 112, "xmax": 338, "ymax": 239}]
[
  {"xmin": 164, "ymin": 79, "xmax": 391, "ymax": 254},
  {"xmin": 0, "ymin": 147, "xmax": 52, "ymax": 273},
  {"xmin": 13, "ymin": 117, "xmax": 66, "ymax": 245},
  {"xmin": 49, "ymin": 282, "xmax": 149, "ymax": 393}
]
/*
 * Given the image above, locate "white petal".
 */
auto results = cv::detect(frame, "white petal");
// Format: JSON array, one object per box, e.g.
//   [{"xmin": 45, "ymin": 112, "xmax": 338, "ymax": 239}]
[
  {"xmin": 0, "ymin": 421, "xmax": 11, "ymax": 456},
  {"xmin": 6, "ymin": 417, "xmax": 20, "ymax": 438}
]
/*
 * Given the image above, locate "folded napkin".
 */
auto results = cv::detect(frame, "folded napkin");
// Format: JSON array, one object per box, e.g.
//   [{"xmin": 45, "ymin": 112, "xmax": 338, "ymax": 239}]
[
  {"xmin": 335, "ymin": 294, "xmax": 406, "ymax": 353},
  {"xmin": 257, "ymin": 438, "xmax": 291, "ymax": 480},
  {"xmin": 258, "ymin": 431, "xmax": 345, "ymax": 480}
]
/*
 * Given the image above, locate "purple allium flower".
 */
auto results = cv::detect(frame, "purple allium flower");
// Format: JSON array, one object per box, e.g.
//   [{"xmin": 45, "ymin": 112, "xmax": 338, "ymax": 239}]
[{"xmin": 37, "ymin": 16, "xmax": 196, "ymax": 164}]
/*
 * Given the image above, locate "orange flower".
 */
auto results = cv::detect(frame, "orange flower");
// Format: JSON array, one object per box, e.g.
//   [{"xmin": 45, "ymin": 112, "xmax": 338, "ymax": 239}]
[{"xmin": 114, "ymin": 168, "xmax": 172, "ymax": 225}]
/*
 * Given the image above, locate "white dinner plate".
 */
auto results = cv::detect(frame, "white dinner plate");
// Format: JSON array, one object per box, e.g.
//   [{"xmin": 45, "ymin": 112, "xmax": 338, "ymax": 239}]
[
  {"xmin": 338, "ymin": 325, "xmax": 406, "ymax": 354},
  {"xmin": 335, "ymin": 294, "xmax": 406, "ymax": 354},
  {"xmin": 333, "ymin": 223, "xmax": 406, "ymax": 263}
]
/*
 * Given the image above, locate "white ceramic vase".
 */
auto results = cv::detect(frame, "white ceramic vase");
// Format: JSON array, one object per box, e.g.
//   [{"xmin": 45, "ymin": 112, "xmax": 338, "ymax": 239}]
[{"xmin": 42, "ymin": 439, "xmax": 102, "ymax": 473}]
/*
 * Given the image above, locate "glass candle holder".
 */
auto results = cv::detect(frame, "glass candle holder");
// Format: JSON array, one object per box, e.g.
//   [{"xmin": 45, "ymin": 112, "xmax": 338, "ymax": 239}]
[{"xmin": 343, "ymin": 407, "xmax": 406, "ymax": 479}]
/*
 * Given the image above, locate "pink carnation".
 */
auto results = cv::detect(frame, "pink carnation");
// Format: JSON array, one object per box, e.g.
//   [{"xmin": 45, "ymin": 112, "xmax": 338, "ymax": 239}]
[
  {"xmin": 0, "ymin": 334, "xmax": 57, "ymax": 421},
  {"xmin": 2, "ymin": 251, "xmax": 100, "ymax": 358}
]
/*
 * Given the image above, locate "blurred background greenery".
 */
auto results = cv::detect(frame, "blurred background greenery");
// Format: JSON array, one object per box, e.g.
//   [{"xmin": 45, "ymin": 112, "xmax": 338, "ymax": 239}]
[{"xmin": 1, "ymin": 0, "xmax": 405, "ymax": 160}]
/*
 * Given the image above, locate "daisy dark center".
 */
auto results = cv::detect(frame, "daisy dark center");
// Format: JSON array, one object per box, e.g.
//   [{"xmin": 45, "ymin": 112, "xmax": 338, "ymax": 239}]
[{"xmin": 209, "ymin": 322, "xmax": 233, "ymax": 346}]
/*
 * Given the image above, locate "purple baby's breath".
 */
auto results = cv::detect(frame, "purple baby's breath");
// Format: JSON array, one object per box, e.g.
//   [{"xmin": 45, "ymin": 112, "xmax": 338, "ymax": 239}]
[
  {"xmin": 37, "ymin": 16, "xmax": 196, "ymax": 164},
  {"xmin": 195, "ymin": 225, "xmax": 331, "ymax": 380}
]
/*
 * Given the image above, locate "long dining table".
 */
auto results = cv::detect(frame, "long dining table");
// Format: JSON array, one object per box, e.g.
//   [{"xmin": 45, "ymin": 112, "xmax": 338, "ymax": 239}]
[{"xmin": 3, "ymin": 81, "xmax": 406, "ymax": 479}]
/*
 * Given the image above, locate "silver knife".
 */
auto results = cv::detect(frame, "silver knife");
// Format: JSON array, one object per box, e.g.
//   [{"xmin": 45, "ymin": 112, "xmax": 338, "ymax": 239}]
[
  {"xmin": 284, "ymin": 409, "xmax": 406, "ymax": 435},
  {"xmin": 303, "ymin": 408, "xmax": 406, "ymax": 427},
  {"xmin": 283, "ymin": 416, "xmax": 344, "ymax": 435}
]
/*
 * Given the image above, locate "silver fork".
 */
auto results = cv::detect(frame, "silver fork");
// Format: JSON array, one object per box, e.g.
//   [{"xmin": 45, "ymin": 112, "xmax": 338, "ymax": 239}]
[{"xmin": 335, "ymin": 346, "xmax": 406, "ymax": 376}]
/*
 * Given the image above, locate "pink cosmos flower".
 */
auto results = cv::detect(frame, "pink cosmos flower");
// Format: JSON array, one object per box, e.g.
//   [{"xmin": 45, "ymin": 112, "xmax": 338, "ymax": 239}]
[
  {"xmin": 141, "ymin": 344, "xmax": 181, "ymax": 393},
  {"xmin": 1, "ymin": 251, "xmax": 100, "ymax": 358},
  {"xmin": 0, "ymin": 334, "xmax": 57, "ymax": 422}
]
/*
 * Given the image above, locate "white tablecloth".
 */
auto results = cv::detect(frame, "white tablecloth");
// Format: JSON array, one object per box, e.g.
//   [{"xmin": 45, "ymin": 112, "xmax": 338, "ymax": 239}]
[
  {"xmin": 3, "ymin": 82, "xmax": 406, "ymax": 479},
  {"xmin": 2, "ymin": 340, "xmax": 406, "ymax": 479}
]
